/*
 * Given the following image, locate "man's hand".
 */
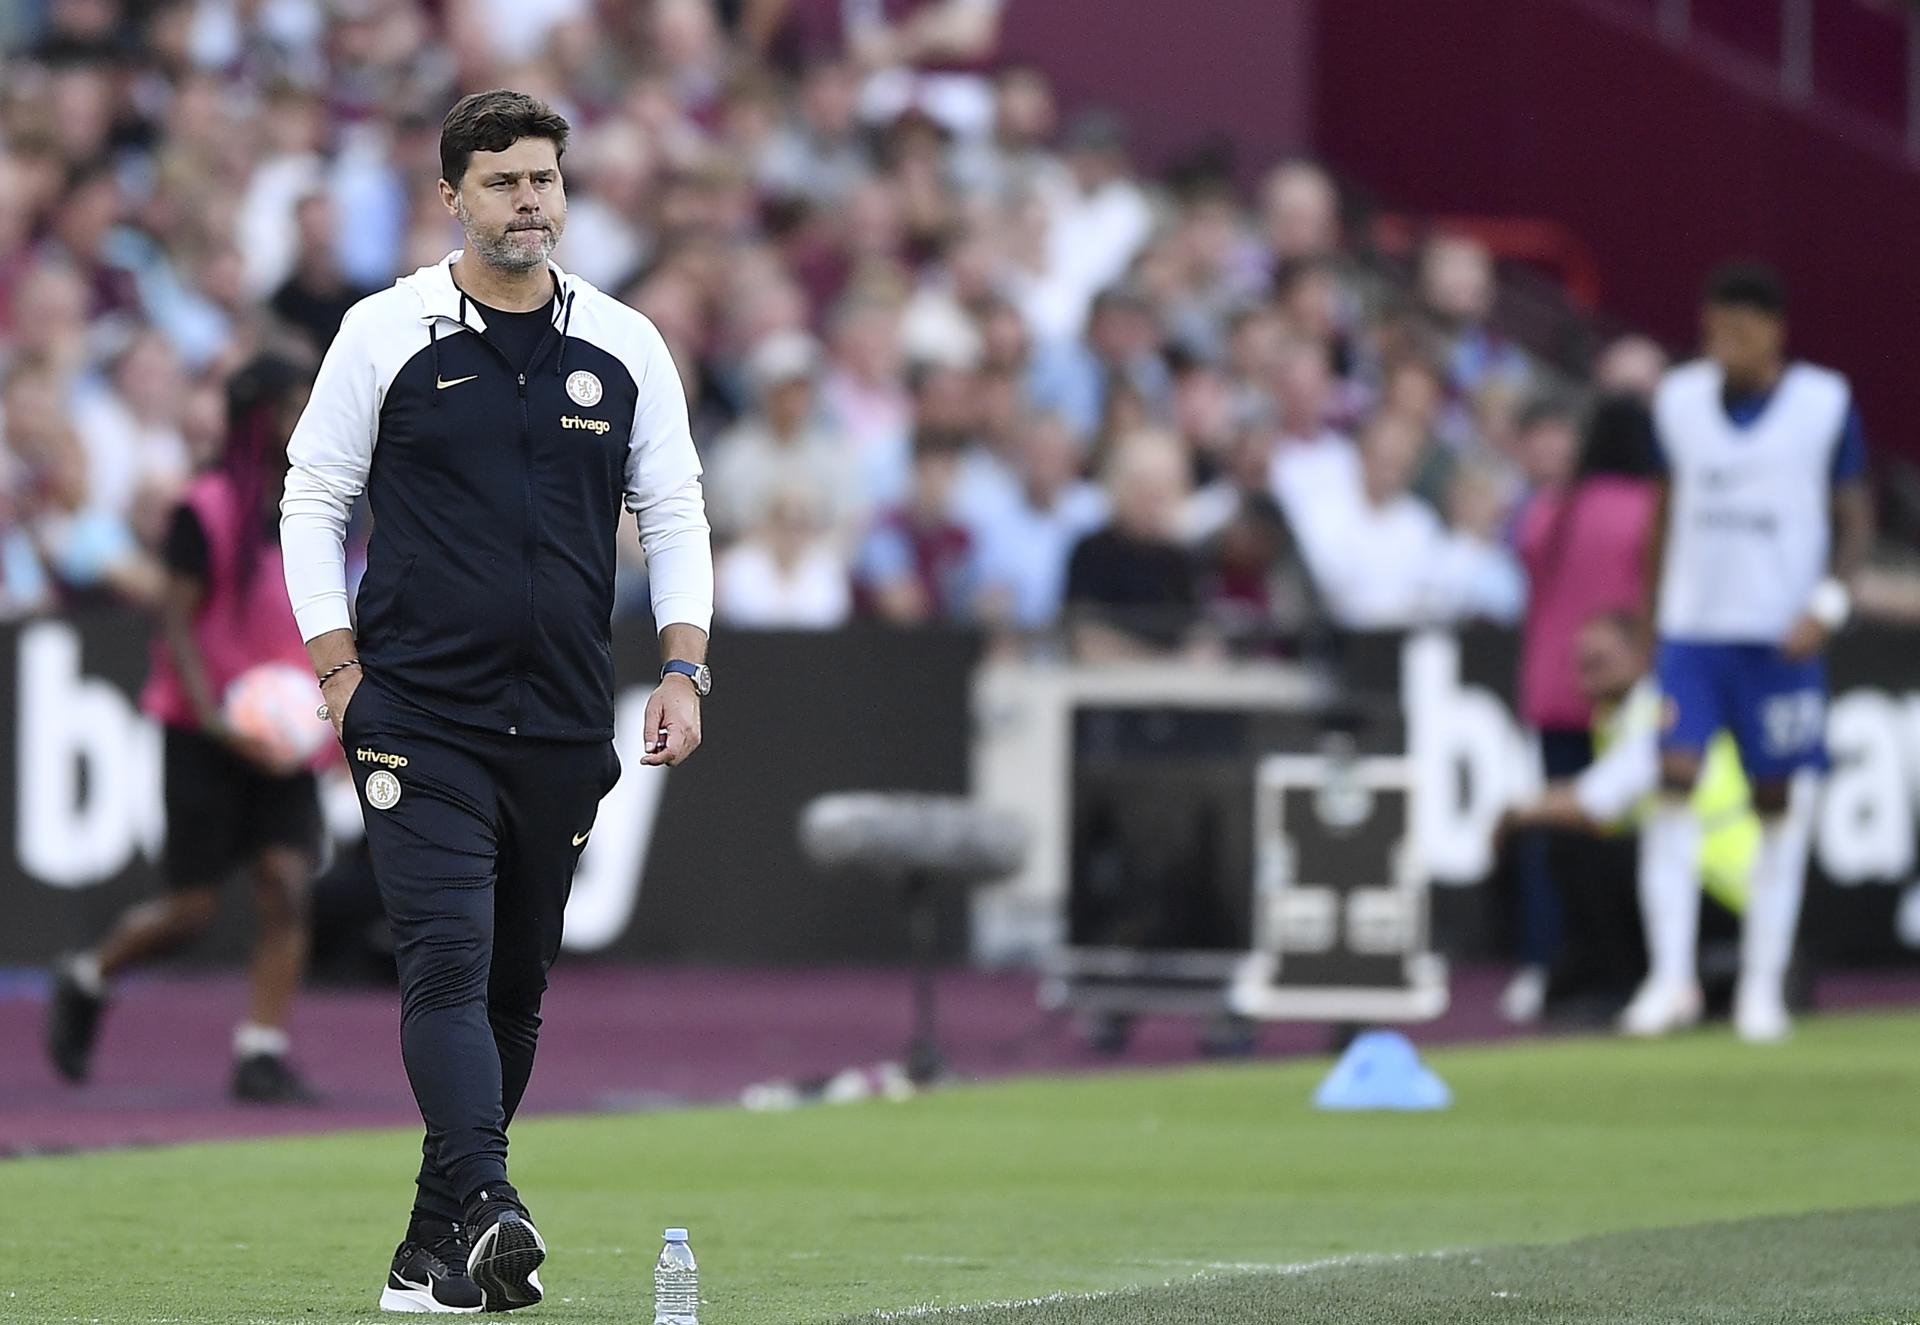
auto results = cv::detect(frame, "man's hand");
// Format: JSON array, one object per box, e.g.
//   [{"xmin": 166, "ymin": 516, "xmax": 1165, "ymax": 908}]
[
  {"xmin": 642, "ymin": 675, "xmax": 701, "ymax": 766},
  {"xmin": 321, "ymin": 666, "xmax": 363, "ymax": 741},
  {"xmin": 1780, "ymin": 613, "xmax": 1830, "ymax": 661}
]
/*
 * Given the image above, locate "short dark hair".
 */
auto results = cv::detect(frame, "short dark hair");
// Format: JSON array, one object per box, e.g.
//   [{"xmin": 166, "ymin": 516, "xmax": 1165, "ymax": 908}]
[
  {"xmin": 439, "ymin": 90, "xmax": 571, "ymax": 186},
  {"xmin": 1705, "ymin": 262, "xmax": 1787, "ymax": 316}
]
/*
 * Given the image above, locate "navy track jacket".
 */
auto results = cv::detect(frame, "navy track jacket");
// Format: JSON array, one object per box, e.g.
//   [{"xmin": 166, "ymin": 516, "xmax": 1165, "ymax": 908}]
[{"xmin": 280, "ymin": 254, "xmax": 713, "ymax": 741}]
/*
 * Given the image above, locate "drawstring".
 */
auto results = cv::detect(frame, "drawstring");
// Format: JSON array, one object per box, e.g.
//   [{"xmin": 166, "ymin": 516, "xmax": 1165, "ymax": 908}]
[
  {"xmin": 429, "ymin": 290, "xmax": 477, "ymax": 409},
  {"xmin": 554, "ymin": 287, "xmax": 575, "ymax": 378}
]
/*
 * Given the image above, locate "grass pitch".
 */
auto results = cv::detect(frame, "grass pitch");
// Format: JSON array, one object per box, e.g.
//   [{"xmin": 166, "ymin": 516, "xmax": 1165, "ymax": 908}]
[{"xmin": 4, "ymin": 1012, "xmax": 1918, "ymax": 1323}]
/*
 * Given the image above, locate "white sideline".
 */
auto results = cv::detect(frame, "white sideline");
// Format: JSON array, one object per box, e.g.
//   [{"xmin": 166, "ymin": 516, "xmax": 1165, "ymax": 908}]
[{"xmin": 861, "ymin": 1249, "xmax": 1461, "ymax": 1320}]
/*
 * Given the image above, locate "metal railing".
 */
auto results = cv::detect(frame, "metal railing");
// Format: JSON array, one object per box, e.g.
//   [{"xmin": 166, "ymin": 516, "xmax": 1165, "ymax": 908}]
[{"xmin": 1628, "ymin": 0, "xmax": 1920, "ymax": 158}]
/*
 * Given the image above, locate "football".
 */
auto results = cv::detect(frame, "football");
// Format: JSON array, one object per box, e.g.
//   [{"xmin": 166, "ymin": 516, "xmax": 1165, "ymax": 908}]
[{"xmin": 223, "ymin": 662, "xmax": 330, "ymax": 773}]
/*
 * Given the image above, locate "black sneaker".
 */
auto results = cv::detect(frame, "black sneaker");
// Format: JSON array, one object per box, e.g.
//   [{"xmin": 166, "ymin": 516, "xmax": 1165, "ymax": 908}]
[
  {"xmin": 380, "ymin": 1225, "xmax": 485, "ymax": 1314},
  {"xmin": 45, "ymin": 959, "xmax": 105, "ymax": 1084},
  {"xmin": 231, "ymin": 1052, "xmax": 324, "ymax": 1104},
  {"xmin": 462, "ymin": 1183, "xmax": 545, "ymax": 1312}
]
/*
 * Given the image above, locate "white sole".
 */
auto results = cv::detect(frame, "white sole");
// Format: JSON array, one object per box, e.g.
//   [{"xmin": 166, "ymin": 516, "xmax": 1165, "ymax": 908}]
[
  {"xmin": 468, "ymin": 1215, "xmax": 547, "ymax": 1311},
  {"xmin": 379, "ymin": 1284, "xmax": 482, "ymax": 1314}
]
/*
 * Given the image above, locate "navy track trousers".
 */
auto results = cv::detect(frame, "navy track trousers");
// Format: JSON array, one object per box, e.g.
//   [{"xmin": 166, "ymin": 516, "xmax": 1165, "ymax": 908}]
[{"xmin": 342, "ymin": 676, "xmax": 620, "ymax": 1222}]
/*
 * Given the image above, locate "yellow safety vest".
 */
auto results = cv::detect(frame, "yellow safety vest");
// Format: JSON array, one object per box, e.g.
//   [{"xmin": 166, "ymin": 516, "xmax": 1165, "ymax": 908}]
[{"xmin": 1592, "ymin": 688, "xmax": 1761, "ymax": 913}]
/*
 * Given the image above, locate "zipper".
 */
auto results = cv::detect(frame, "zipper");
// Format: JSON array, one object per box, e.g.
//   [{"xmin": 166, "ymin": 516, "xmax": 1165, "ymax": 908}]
[
  {"xmin": 438, "ymin": 298, "xmax": 564, "ymax": 736},
  {"xmin": 516, "ymin": 369, "xmax": 536, "ymax": 735}
]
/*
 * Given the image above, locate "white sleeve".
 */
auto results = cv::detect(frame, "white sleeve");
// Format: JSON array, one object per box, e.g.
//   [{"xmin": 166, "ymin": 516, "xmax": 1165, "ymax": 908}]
[
  {"xmin": 623, "ymin": 319, "xmax": 714, "ymax": 633},
  {"xmin": 1573, "ymin": 727, "xmax": 1660, "ymax": 824},
  {"xmin": 281, "ymin": 304, "xmax": 378, "ymax": 642}
]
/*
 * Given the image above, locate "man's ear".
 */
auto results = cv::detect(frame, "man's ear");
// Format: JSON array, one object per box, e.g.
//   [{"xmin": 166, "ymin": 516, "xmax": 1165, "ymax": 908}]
[{"xmin": 438, "ymin": 177, "xmax": 459, "ymax": 218}]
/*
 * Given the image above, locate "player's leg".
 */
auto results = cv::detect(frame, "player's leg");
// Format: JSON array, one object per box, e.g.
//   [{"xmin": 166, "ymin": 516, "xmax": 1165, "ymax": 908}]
[
  {"xmin": 1726, "ymin": 648, "xmax": 1826, "ymax": 1043},
  {"xmin": 45, "ymin": 726, "xmax": 238, "ymax": 1083},
  {"xmin": 490, "ymin": 738, "xmax": 618, "ymax": 1125},
  {"xmin": 459, "ymin": 736, "xmax": 618, "ymax": 1312},
  {"xmin": 231, "ymin": 765, "xmax": 324, "ymax": 1103},
  {"xmin": 1622, "ymin": 640, "xmax": 1719, "ymax": 1036},
  {"xmin": 344, "ymin": 683, "xmax": 496, "ymax": 1314}
]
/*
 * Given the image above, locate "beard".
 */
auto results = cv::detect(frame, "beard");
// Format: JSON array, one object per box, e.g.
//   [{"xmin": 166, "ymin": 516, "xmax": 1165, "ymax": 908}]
[{"xmin": 457, "ymin": 200, "xmax": 560, "ymax": 274}]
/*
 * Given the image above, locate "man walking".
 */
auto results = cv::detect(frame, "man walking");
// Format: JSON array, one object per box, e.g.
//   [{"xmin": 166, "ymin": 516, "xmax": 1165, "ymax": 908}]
[{"xmin": 281, "ymin": 90, "xmax": 712, "ymax": 1313}]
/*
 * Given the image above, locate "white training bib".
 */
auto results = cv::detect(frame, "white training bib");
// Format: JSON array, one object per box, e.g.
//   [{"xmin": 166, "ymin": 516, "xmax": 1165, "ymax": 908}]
[{"xmin": 1653, "ymin": 360, "xmax": 1850, "ymax": 643}]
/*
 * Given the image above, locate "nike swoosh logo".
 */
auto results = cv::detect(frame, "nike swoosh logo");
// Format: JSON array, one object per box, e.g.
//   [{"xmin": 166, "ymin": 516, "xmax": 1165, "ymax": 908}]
[
  {"xmin": 572, "ymin": 832, "xmax": 590, "ymax": 846},
  {"xmin": 436, "ymin": 375, "xmax": 479, "ymax": 390}
]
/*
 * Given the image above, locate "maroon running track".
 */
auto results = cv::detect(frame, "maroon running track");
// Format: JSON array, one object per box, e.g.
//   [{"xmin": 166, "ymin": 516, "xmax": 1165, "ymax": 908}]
[{"xmin": 2, "ymin": 964, "xmax": 1918, "ymax": 1157}]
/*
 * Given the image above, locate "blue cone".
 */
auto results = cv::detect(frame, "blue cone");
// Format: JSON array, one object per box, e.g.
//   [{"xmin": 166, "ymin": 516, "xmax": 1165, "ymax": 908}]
[{"xmin": 1312, "ymin": 1030, "xmax": 1451, "ymax": 1111}]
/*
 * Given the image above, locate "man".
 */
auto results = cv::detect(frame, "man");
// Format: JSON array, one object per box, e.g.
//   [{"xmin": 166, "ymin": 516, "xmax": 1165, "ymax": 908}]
[
  {"xmin": 46, "ymin": 356, "xmax": 324, "ymax": 1104},
  {"xmin": 1629, "ymin": 264, "xmax": 1871, "ymax": 1042},
  {"xmin": 279, "ymin": 91, "xmax": 712, "ymax": 1313},
  {"xmin": 1499, "ymin": 612, "xmax": 1760, "ymax": 1022}
]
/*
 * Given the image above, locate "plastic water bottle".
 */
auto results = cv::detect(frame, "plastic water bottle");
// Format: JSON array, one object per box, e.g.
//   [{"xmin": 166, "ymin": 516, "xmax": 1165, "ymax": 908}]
[{"xmin": 653, "ymin": 1227, "xmax": 698, "ymax": 1325}]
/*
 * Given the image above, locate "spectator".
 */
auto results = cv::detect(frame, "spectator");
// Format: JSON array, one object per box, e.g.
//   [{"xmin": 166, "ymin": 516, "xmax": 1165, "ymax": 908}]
[
  {"xmin": 1307, "ymin": 412, "xmax": 1450, "ymax": 629},
  {"xmin": 551, "ymin": 120, "xmax": 657, "ymax": 291},
  {"xmin": 758, "ymin": 59, "xmax": 871, "ymax": 208},
  {"xmin": 715, "ymin": 485, "xmax": 853, "ymax": 629},
  {"xmin": 6, "ymin": 261, "xmax": 92, "ymax": 383},
  {"xmin": 1514, "ymin": 395, "xmax": 1580, "ymax": 505},
  {"xmin": 1267, "ymin": 336, "xmax": 1362, "ymax": 574},
  {"xmin": 1433, "ymin": 455, "xmax": 1527, "ymax": 625},
  {"xmin": 856, "ymin": 428, "xmax": 977, "ymax": 625},
  {"xmin": 1023, "ymin": 110, "xmax": 1152, "ymax": 341},
  {"xmin": 704, "ymin": 330, "xmax": 862, "ymax": 547},
  {"xmin": 1259, "ymin": 160, "xmax": 1341, "ymax": 268},
  {"xmin": 1593, "ymin": 333, "xmax": 1669, "ymax": 403},
  {"xmin": 71, "ymin": 327, "xmax": 193, "ymax": 518},
  {"xmin": 1505, "ymin": 393, "xmax": 1664, "ymax": 1018},
  {"xmin": 820, "ymin": 291, "xmax": 914, "ymax": 501},
  {"xmin": 44, "ymin": 158, "xmax": 141, "ymax": 324},
  {"xmin": 1029, "ymin": 285, "xmax": 1170, "ymax": 445},
  {"xmin": 1065, "ymin": 430, "xmax": 1200, "ymax": 659},
  {"xmin": 269, "ymin": 194, "xmax": 375, "ymax": 355},
  {"xmin": 974, "ymin": 412, "xmax": 1106, "ymax": 633},
  {"xmin": 1200, "ymin": 493, "xmax": 1318, "ymax": 648},
  {"xmin": 1421, "ymin": 232, "xmax": 1529, "ymax": 398},
  {"xmin": 951, "ymin": 64, "xmax": 1069, "ymax": 206}
]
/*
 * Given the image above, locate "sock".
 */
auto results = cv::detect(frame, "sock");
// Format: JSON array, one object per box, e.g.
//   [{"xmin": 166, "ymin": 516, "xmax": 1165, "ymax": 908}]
[
  {"xmin": 233, "ymin": 1022, "xmax": 290, "ymax": 1059},
  {"xmin": 67, "ymin": 952, "xmax": 105, "ymax": 998},
  {"xmin": 1742, "ymin": 776, "xmax": 1815, "ymax": 994},
  {"xmin": 1638, "ymin": 798, "xmax": 1702, "ymax": 988}
]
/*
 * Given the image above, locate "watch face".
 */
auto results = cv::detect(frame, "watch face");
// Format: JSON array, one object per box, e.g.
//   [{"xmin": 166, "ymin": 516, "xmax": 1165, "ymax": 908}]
[{"xmin": 694, "ymin": 665, "xmax": 712, "ymax": 696}]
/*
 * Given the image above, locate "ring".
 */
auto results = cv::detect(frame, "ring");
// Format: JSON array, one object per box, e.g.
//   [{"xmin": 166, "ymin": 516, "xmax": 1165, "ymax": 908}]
[{"xmin": 315, "ymin": 703, "xmax": 330, "ymax": 722}]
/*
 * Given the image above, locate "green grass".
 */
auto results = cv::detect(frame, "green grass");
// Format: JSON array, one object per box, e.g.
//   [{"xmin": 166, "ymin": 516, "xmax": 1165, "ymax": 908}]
[{"xmin": 4, "ymin": 1012, "xmax": 1919, "ymax": 1324}]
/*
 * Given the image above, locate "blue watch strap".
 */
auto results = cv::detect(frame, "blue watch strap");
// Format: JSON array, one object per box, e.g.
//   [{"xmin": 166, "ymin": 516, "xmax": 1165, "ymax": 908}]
[{"xmin": 662, "ymin": 660, "xmax": 702, "ymax": 683}]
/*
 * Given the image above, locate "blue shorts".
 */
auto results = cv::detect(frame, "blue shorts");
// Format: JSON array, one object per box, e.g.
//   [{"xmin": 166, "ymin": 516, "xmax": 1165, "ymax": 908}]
[{"xmin": 1655, "ymin": 639, "xmax": 1827, "ymax": 782}]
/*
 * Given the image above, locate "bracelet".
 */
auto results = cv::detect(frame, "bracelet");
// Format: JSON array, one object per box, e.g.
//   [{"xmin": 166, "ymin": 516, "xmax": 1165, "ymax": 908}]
[
  {"xmin": 1808, "ymin": 578, "xmax": 1851, "ymax": 632},
  {"xmin": 317, "ymin": 659, "xmax": 361, "ymax": 688}
]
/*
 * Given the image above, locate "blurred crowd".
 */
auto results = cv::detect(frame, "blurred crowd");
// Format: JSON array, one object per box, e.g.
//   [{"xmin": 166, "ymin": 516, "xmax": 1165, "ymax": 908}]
[{"xmin": 0, "ymin": 0, "xmax": 1771, "ymax": 656}]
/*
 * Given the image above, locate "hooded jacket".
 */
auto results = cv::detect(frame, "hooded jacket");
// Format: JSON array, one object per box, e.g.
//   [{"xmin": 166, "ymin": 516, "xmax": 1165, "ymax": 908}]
[{"xmin": 280, "ymin": 253, "xmax": 712, "ymax": 740}]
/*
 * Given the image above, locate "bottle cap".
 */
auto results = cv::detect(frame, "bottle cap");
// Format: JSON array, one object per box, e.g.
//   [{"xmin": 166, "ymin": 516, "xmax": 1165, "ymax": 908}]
[{"xmin": 664, "ymin": 1227, "xmax": 689, "ymax": 1242}]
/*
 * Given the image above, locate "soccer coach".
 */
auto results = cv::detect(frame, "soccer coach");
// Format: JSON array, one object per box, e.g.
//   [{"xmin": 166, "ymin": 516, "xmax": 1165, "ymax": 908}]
[{"xmin": 280, "ymin": 90, "xmax": 712, "ymax": 1314}]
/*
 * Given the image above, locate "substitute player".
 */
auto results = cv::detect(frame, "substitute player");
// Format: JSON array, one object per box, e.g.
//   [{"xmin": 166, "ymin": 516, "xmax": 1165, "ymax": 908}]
[
  {"xmin": 45, "ymin": 355, "xmax": 326, "ymax": 1103},
  {"xmin": 280, "ymin": 91, "xmax": 712, "ymax": 1313},
  {"xmin": 1628, "ymin": 265, "xmax": 1872, "ymax": 1042}
]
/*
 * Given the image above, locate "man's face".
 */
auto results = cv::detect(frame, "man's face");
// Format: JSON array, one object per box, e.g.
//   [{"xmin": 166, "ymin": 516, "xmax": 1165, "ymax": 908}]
[
  {"xmin": 1575, "ymin": 620, "xmax": 1644, "ymax": 704},
  {"xmin": 442, "ymin": 137, "xmax": 567, "ymax": 275},
  {"xmin": 1702, "ymin": 303, "xmax": 1785, "ymax": 385}
]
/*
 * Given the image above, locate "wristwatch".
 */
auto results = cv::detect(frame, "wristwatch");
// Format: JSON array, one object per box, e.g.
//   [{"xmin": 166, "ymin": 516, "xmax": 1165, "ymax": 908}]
[{"xmin": 661, "ymin": 660, "xmax": 711, "ymax": 697}]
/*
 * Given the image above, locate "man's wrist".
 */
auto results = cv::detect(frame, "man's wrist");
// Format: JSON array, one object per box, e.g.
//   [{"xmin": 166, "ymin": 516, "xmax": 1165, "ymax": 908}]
[{"xmin": 661, "ymin": 659, "xmax": 711, "ymax": 696}]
